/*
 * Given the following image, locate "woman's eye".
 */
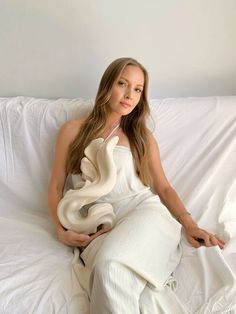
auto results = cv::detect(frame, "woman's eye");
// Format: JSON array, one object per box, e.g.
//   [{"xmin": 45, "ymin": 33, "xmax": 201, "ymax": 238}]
[
  {"xmin": 135, "ymin": 88, "xmax": 143, "ymax": 93},
  {"xmin": 118, "ymin": 81, "xmax": 126, "ymax": 87}
]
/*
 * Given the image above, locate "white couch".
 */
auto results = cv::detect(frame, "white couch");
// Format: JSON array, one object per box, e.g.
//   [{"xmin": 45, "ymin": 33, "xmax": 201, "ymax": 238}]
[{"xmin": 0, "ymin": 96, "xmax": 235, "ymax": 314}]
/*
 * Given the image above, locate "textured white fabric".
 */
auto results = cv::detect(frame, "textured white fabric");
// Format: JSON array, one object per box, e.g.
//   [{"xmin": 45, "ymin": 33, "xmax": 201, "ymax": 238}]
[
  {"xmin": 64, "ymin": 140, "xmax": 182, "ymax": 313},
  {"xmin": 74, "ymin": 144, "xmax": 181, "ymax": 283},
  {"xmin": 89, "ymin": 260, "xmax": 187, "ymax": 314},
  {"xmin": 0, "ymin": 96, "xmax": 236, "ymax": 313},
  {"xmin": 79, "ymin": 195, "xmax": 182, "ymax": 313},
  {"xmin": 0, "ymin": 97, "xmax": 93, "ymax": 314},
  {"xmin": 140, "ymin": 284, "xmax": 188, "ymax": 314},
  {"xmin": 72, "ymin": 145, "xmax": 151, "ymax": 207},
  {"xmin": 149, "ymin": 97, "xmax": 236, "ymax": 313},
  {"xmin": 80, "ymin": 194, "xmax": 182, "ymax": 283},
  {"xmin": 90, "ymin": 260, "xmax": 146, "ymax": 313}
]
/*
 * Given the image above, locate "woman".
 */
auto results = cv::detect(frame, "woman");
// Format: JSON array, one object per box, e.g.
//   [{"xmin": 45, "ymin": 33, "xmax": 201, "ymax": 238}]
[{"xmin": 48, "ymin": 57, "xmax": 224, "ymax": 313}]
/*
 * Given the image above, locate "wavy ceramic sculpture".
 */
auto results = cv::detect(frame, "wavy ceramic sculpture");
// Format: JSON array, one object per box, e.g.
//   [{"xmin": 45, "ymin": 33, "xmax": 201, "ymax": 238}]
[{"xmin": 57, "ymin": 136, "xmax": 119, "ymax": 234}]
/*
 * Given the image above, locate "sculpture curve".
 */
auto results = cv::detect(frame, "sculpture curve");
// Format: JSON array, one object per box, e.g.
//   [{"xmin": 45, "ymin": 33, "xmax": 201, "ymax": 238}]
[{"xmin": 57, "ymin": 136, "xmax": 119, "ymax": 234}]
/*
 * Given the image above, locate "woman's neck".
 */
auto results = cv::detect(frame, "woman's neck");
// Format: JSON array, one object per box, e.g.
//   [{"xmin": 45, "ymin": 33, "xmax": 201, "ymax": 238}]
[
  {"xmin": 105, "ymin": 113, "xmax": 121, "ymax": 130},
  {"xmin": 102, "ymin": 114, "xmax": 121, "ymax": 141}
]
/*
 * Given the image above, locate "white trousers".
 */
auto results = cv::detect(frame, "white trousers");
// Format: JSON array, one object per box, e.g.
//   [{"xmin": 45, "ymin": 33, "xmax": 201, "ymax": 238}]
[
  {"xmin": 79, "ymin": 195, "xmax": 185, "ymax": 313},
  {"xmin": 89, "ymin": 260, "xmax": 187, "ymax": 314}
]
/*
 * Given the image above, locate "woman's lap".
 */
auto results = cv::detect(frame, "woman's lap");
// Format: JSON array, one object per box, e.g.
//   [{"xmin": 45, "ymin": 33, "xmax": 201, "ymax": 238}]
[{"xmin": 81, "ymin": 195, "xmax": 182, "ymax": 289}]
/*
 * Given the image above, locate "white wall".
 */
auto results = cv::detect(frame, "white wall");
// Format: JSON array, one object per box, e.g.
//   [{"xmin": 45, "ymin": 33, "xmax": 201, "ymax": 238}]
[{"xmin": 0, "ymin": 0, "xmax": 236, "ymax": 99}]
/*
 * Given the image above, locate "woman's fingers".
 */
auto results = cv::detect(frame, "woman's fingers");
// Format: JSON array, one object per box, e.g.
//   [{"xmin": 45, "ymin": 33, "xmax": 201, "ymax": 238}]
[
  {"xmin": 203, "ymin": 234, "xmax": 212, "ymax": 247},
  {"xmin": 88, "ymin": 227, "xmax": 109, "ymax": 241},
  {"xmin": 215, "ymin": 235, "xmax": 225, "ymax": 246},
  {"xmin": 58, "ymin": 229, "xmax": 89, "ymax": 247},
  {"xmin": 186, "ymin": 227, "xmax": 225, "ymax": 249},
  {"xmin": 211, "ymin": 234, "xmax": 225, "ymax": 249},
  {"xmin": 77, "ymin": 226, "xmax": 109, "ymax": 247},
  {"xmin": 209, "ymin": 234, "xmax": 218, "ymax": 246},
  {"xmin": 57, "ymin": 225, "xmax": 110, "ymax": 248},
  {"xmin": 192, "ymin": 229, "xmax": 211, "ymax": 247},
  {"xmin": 76, "ymin": 233, "xmax": 90, "ymax": 242},
  {"xmin": 187, "ymin": 235, "xmax": 201, "ymax": 248},
  {"xmin": 205, "ymin": 232, "xmax": 225, "ymax": 249}
]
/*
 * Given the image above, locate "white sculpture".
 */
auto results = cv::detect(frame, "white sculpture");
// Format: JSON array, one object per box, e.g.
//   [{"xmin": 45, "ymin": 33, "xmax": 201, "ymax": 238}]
[{"xmin": 57, "ymin": 136, "xmax": 119, "ymax": 234}]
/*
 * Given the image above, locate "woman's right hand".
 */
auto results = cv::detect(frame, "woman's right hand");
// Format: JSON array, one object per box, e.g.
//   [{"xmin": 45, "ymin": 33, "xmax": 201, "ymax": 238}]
[{"xmin": 56, "ymin": 224, "xmax": 108, "ymax": 248}]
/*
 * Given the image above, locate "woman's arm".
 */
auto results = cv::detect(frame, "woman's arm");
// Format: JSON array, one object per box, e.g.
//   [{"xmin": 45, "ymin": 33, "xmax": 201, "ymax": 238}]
[
  {"xmin": 48, "ymin": 119, "xmax": 107, "ymax": 247},
  {"xmin": 48, "ymin": 120, "xmax": 79, "ymax": 227},
  {"xmin": 147, "ymin": 132, "xmax": 225, "ymax": 249}
]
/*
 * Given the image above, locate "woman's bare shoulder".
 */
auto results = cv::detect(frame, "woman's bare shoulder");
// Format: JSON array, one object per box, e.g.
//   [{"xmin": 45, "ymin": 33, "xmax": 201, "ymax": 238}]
[
  {"xmin": 146, "ymin": 128, "xmax": 157, "ymax": 143},
  {"xmin": 61, "ymin": 117, "xmax": 86, "ymax": 130},
  {"xmin": 59, "ymin": 117, "xmax": 87, "ymax": 142}
]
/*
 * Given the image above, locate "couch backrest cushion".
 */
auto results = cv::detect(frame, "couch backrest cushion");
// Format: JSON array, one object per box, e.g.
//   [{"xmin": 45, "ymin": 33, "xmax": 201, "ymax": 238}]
[
  {"xmin": 0, "ymin": 96, "xmax": 235, "ymax": 222},
  {"xmin": 0, "ymin": 96, "xmax": 93, "ymax": 211}
]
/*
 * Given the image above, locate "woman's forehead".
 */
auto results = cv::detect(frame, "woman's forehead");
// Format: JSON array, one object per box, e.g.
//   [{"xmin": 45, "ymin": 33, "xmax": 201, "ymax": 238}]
[{"xmin": 119, "ymin": 65, "xmax": 145, "ymax": 85}]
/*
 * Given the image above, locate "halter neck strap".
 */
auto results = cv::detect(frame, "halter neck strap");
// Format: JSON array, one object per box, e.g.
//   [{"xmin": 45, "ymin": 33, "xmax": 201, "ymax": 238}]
[{"xmin": 104, "ymin": 124, "xmax": 120, "ymax": 142}]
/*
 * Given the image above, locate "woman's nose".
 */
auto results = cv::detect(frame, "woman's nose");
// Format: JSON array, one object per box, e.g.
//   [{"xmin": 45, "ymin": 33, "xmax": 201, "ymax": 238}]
[{"xmin": 125, "ymin": 88, "xmax": 132, "ymax": 99}]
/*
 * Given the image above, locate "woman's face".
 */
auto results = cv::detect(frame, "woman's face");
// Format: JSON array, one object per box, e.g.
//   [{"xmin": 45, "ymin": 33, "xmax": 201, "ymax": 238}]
[{"xmin": 109, "ymin": 65, "xmax": 145, "ymax": 116}]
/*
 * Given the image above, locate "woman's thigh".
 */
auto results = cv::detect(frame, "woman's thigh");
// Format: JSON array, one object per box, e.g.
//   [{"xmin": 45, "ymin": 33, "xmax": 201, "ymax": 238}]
[{"xmin": 81, "ymin": 197, "xmax": 182, "ymax": 289}]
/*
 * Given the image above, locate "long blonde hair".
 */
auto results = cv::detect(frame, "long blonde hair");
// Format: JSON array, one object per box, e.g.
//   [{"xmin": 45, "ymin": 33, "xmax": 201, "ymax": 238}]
[{"xmin": 66, "ymin": 57, "xmax": 152, "ymax": 186}]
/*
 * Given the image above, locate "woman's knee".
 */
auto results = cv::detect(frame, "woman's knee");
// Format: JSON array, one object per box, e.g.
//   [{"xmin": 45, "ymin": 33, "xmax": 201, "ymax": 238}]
[
  {"xmin": 90, "ymin": 259, "xmax": 145, "ymax": 292},
  {"xmin": 91, "ymin": 259, "xmax": 121, "ymax": 283}
]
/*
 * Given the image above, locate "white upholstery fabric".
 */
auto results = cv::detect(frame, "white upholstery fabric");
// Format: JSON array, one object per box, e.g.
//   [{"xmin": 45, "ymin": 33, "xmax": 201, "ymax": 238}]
[
  {"xmin": 149, "ymin": 97, "xmax": 236, "ymax": 313},
  {"xmin": 0, "ymin": 96, "xmax": 235, "ymax": 313}
]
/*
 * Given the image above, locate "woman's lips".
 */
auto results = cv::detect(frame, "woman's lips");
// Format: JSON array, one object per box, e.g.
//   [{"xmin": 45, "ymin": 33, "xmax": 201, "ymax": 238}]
[{"xmin": 120, "ymin": 101, "xmax": 131, "ymax": 108}]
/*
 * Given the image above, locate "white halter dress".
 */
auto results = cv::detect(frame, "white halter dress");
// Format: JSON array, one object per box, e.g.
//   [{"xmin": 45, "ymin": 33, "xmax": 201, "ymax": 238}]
[{"xmin": 67, "ymin": 126, "xmax": 182, "ymax": 295}]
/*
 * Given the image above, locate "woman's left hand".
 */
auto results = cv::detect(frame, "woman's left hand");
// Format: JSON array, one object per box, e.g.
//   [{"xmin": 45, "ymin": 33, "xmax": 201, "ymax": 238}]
[{"xmin": 184, "ymin": 225, "xmax": 225, "ymax": 249}]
